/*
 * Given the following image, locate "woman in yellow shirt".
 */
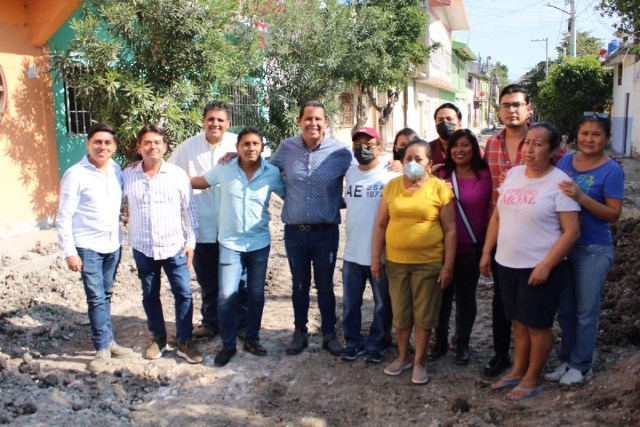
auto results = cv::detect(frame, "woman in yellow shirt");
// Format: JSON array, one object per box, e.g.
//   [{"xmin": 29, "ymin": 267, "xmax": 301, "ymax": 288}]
[{"xmin": 372, "ymin": 139, "xmax": 457, "ymax": 385}]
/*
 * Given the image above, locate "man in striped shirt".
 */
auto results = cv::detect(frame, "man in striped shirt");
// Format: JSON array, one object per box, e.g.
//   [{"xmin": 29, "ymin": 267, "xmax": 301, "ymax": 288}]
[{"xmin": 123, "ymin": 124, "xmax": 202, "ymax": 364}]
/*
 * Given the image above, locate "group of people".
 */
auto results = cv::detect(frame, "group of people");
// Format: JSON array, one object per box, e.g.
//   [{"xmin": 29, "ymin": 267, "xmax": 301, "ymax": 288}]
[{"xmin": 57, "ymin": 86, "xmax": 624, "ymax": 402}]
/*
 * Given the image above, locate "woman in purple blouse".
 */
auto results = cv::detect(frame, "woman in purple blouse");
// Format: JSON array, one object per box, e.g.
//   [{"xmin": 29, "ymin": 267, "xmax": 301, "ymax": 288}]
[{"xmin": 430, "ymin": 129, "xmax": 492, "ymax": 364}]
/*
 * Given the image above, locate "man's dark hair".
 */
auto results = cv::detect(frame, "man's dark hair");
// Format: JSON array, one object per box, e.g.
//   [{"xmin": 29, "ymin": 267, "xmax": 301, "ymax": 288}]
[
  {"xmin": 237, "ymin": 126, "xmax": 264, "ymax": 143},
  {"xmin": 441, "ymin": 129, "xmax": 488, "ymax": 179},
  {"xmin": 434, "ymin": 103, "xmax": 462, "ymax": 121},
  {"xmin": 87, "ymin": 123, "xmax": 116, "ymax": 141},
  {"xmin": 403, "ymin": 138, "xmax": 432, "ymax": 161},
  {"xmin": 137, "ymin": 123, "xmax": 165, "ymax": 144},
  {"xmin": 298, "ymin": 101, "xmax": 327, "ymax": 119},
  {"xmin": 530, "ymin": 122, "xmax": 561, "ymax": 150},
  {"xmin": 203, "ymin": 101, "xmax": 231, "ymax": 119},
  {"xmin": 499, "ymin": 84, "xmax": 529, "ymax": 104}
]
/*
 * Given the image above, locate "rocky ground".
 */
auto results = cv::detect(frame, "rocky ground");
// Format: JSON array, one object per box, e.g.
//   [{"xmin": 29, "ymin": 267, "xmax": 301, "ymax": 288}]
[{"xmin": 1, "ymin": 135, "xmax": 640, "ymax": 426}]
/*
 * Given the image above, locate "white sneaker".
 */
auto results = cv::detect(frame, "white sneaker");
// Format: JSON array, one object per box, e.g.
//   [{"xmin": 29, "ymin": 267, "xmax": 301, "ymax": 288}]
[
  {"xmin": 544, "ymin": 361, "xmax": 570, "ymax": 382},
  {"xmin": 559, "ymin": 368, "xmax": 593, "ymax": 385}
]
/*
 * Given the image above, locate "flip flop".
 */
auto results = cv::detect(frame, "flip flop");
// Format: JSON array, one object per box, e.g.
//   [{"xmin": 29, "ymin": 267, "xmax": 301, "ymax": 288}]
[
  {"xmin": 491, "ymin": 377, "xmax": 521, "ymax": 390},
  {"xmin": 506, "ymin": 385, "xmax": 545, "ymax": 401}
]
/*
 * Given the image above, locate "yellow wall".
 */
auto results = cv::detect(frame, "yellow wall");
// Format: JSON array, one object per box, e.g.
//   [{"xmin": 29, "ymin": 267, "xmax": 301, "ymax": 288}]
[{"xmin": 0, "ymin": 1, "xmax": 61, "ymax": 237}]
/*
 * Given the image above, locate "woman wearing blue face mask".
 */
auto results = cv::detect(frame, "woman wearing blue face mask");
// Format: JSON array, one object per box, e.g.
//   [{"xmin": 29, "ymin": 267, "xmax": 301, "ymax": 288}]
[{"xmin": 371, "ymin": 139, "xmax": 457, "ymax": 385}]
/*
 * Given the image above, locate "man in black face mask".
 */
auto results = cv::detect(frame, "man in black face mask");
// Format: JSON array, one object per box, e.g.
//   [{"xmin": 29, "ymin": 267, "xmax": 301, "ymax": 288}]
[
  {"xmin": 340, "ymin": 127, "xmax": 401, "ymax": 363},
  {"xmin": 430, "ymin": 103, "xmax": 462, "ymax": 167}
]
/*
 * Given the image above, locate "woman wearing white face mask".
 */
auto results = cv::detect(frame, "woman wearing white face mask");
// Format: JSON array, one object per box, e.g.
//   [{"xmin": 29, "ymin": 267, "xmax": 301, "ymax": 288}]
[{"xmin": 371, "ymin": 139, "xmax": 457, "ymax": 385}]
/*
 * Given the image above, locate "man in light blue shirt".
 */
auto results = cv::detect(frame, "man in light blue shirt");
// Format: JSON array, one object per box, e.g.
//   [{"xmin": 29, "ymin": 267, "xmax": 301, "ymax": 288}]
[
  {"xmin": 191, "ymin": 126, "xmax": 285, "ymax": 366},
  {"xmin": 56, "ymin": 123, "xmax": 133, "ymax": 373}
]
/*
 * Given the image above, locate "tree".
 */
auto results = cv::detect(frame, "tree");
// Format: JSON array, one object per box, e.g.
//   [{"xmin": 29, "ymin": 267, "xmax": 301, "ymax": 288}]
[
  {"xmin": 537, "ymin": 57, "xmax": 613, "ymax": 139},
  {"xmin": 49, "ymin": 0, "xmax": 259, "ymax": 162},
  {"xmin": 597, "ymin": 0, "xmax": 640, "ymax": 41},
  {"xmin": 493, "ymin": 62, "xmax": 510, "ymax": 91},
  {"xmin": 556, "ymin": 31, "xmax": 604, "ymax": 58},
  {"xmin": 243, "ymin": 0, "xmax": 351, "ymax": 146},
  {"xmin": 339, "ymin": 0, "xmax": 434, "ymax": 140},
  {"xmin": 519, "ymin": 61, "xmax": 547, "ymax": 115}
]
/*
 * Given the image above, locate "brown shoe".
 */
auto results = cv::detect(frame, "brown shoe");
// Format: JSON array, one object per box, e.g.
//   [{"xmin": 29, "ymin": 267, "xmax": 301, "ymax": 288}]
[
  {"xmin": 87, "ymin": 349, "xmax": 111, "ymax": 373},
  {"xmin": 146, "ymin": 336, "xmax": 168, "ymax": 360},
  {"xmin": 109, "ymin": 342, "xmax": 133, "ymax": 358},
  {"xmin": 176, "ymin": 340, "xmax": 203, "ymax": 364},
  {"xmin": 192, "ymin": 325, "xmax": 216, "ymax": 339}
]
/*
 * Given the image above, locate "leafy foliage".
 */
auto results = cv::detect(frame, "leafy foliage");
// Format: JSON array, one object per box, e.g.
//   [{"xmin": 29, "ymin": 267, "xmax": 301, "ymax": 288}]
[
  {"xmin": 556, "ymin": 31, "xmax": 604, "ymax": 58},
  {"xmin": 520, "ymin": 61, "xmax": 547, "ymax": 107},
  {"xmin": 242, "ymin": 0, "xmax": 351, "ymax": 146},
  {"xmin": 597, "ymin": 0, "xmax": 640, "ymax": 40},
  {"xmin": 537, "ymin": 57, "xmax": 613, "ymax": 139},
  {"xmin": 49, "ymin": 0, "xmax": 260, "ymax": 162},
  {"xmin": 493, "ymin": 62, "xmax": 510, "ymax": 91}
]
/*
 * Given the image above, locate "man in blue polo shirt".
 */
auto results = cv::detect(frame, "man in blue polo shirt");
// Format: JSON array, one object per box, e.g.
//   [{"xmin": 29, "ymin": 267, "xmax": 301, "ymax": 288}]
[
  {"xmin": 270, "ymin": 101, "xmax": 353, "ymax": 356},
  {"xmin": 191, "ymin": 126, "xmax": 285, "ymax": 366}
]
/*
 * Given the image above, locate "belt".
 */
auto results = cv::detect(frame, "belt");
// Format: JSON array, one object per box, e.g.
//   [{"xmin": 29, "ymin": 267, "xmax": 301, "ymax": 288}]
[{"xmin": 286, "ymin": 223, "xmax": 335, "ymax": 232}]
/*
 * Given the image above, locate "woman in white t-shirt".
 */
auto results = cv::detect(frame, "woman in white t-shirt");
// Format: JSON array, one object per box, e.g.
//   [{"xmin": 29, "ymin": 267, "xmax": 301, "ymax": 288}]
[{"xmin": 479, "ymin": 122, "xmax": 581, "ymax": 401}]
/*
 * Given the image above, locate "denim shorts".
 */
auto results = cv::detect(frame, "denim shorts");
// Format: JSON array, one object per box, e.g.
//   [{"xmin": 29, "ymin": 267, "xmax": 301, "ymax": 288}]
[{"xmin": 497, "ymin": 260, "xmax": 569, "ymax": 329}]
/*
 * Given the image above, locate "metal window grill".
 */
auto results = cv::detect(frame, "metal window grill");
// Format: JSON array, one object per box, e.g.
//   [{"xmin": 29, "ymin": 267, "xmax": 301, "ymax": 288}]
[
  {"xmin": 226, "ymin": 84, "xmax": 260, "ymax": 127},
  {"xmin": 339, "ymin": 93, "xmax": 353, "ymax": 126},
  {"xmin": 63, "ymin": 68, "xmax": 92, "ymax": 135}
]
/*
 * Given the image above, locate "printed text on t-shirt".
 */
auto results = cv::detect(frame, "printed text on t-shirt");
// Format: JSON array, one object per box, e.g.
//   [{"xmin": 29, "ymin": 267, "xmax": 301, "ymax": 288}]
[
  {"xmin": 345, "ymin": 183, "xmax": 386, "ymax": 198},
  {"xmin": 499, "ymin": 189, "xmax": 539, "ymax": 205}
]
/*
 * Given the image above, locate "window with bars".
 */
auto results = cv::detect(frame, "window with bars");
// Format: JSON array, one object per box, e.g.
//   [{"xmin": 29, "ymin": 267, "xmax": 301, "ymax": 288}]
[
  {"xmin": 63, "ymin": 68, "xmax": 92, "ymax": 135},
  {"xmin": 226, "ymin": 84, "xmax": 260, "ymax": 127},
  {"xmin": 339, "ymin": 93, "xmax": 354, "ymax": 126},
  {"xmin": 0, "ymin": 65, "xmax": 7, "ymax": 120}
]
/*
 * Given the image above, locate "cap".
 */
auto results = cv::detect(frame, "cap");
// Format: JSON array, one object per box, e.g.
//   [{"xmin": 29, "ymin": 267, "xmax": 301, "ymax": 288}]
[{"xmin": 352, "ymin": 127, "xmax": 380, "ymax": 141}]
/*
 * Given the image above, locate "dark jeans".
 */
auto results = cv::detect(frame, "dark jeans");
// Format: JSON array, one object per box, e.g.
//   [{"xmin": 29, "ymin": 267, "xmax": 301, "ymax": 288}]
[
  {"xmin": 193, "ymin": 242, "xmax": 248, "ymax": 333},
  {"xmin": 77, "ymin": 247, "xmax": 121, "ymax": 351},
  {"xmin": 218, "ymin": 245, "xmax": 270, "ymax": 349},
  {"xmin": 284, "ymin": 225, "xmax": 339, "ymax": 335},
  {"xmin": 491, "ymin": 250, "xmax": 512, "ymax": 357},
  {"xmin": 436, "ymin": 251, "xmax": 479, "ymax": 343},
  {"xmin": 342, "ymin": 260, "xmax": 391, "ymax": 352},
  {"xmin": 133, "ymin": 248, "xmax": 193, "ymax": 343}
]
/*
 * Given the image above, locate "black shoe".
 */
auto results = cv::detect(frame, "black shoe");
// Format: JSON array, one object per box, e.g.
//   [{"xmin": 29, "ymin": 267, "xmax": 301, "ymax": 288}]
[
  {"xmin": 364, "ymin": 349, "xmax": 384, "ymax": 363},
  {"xmin": 341, "ymin": 346, "xmax": 365, "ymax": 361},
  {"xmin": 428, "ymin": 338, "xmax": 448, "ymax": 360},
  {"xmin": 322, "ymin": 333, "xmax": 345, "ymax": 356},
  {"xmin": 214, "ymin": 347, "xmax": 237, "ymax": 367},
  {"xmin": 483, "ymin": 354, "xmax": 511, "ymax": 377},
  {"xmin": 243, "ymin": 340, "xmax": 267, "ymax": 356},
  {"xmin": 285, "ymin": 329, "xmax": 308, "ymax": 355},
  {"xmin": 455, "ymin": 341, "xmax": 470, "ymax": 365}
]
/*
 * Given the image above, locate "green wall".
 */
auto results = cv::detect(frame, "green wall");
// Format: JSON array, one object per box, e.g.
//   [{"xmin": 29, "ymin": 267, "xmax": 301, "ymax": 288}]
[{"xmin": 49, "ymin": 10, "xmax": 87, "ymax": 177}]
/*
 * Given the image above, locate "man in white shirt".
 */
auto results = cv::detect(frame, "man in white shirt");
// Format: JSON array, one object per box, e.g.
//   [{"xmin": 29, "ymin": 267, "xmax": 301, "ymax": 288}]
[
  {"xmin": 169, "ymin": 101, "xmax": 248, "ymax": 339},
  {"xmin": 56, "ymin": 123, "xmax": 133, "ymax": 373},
  {"xmin": 123, "ymin": 124, "xmax": 202, "ymax": 364},
  {"xmin": 341, "ymin": 127, "xmax": 400, "ymax": 363}
]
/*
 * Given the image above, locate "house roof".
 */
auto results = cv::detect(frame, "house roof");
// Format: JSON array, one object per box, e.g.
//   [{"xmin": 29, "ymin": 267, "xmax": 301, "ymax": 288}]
[
  {"xmin": 430, "ymin": 0, "xmax": 470, "ymax": 32},
  {"xmin": 601, "ymin": 46, "xmax": 639, "ymax": 67},
  {"xmin": 452, "ymin": 41, "xmax": 477, "ymax": 61}
]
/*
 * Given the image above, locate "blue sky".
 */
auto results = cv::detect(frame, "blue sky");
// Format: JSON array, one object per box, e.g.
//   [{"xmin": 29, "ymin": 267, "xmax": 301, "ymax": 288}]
[{"xmin": 456, "ymin": 0, "xmax": 622, "ymax": 81}]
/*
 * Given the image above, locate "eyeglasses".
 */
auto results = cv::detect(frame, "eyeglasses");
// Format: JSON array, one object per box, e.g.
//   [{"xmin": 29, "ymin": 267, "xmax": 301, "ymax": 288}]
[
  {"xmin": 499, "ymin": 102, "xmax": 526, "ymax": 110},
  {"xmin": 583, "ymin": 112, "xmax": 609, "ymax": 119}
]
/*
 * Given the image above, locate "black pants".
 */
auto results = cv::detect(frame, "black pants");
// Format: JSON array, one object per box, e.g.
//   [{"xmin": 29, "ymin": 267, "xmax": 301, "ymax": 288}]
[
  {"xmin": 491, "ymin": 250, "xmax": 512, "ymax": 357},
  {"xmin": 436, "ymin": 252, "xmax": 480, "ymax": 343}
]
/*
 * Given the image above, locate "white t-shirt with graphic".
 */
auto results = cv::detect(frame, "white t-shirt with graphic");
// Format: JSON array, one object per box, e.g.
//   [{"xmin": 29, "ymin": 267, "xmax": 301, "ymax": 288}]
[
  {"xmin": 343, "ymin": 163, "xmax": 401, "ymax": 266},
  {"xmin": 495, "ymin": 165, "xmax": 580, "ymax": 269}
]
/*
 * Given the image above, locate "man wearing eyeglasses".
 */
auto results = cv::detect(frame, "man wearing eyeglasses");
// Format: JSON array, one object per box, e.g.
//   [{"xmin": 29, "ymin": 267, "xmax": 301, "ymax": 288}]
[{"xmin": 482, "ymin": 84, "xmax": 566, "ymax": 378}]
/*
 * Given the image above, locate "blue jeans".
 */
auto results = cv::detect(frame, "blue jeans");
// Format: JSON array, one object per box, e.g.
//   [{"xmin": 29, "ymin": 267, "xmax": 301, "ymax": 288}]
[
  {"xmin": 77, "ymin": 247, "xmax": 121, "ymax": 351},
  {"xmin": 133, "ymin": 248, "xmax": 194, "ymax": 344},
  {"xmin": 284, "ymin": 225, "xmax": 339, "ymax": 335},
  {"xmin": 557, "ymin": 244, "xmax": 614, "ymax": 371},
  {"xmin": 342, "ymin": 260, "xmax": 391, "ymax": 351},
  {"xmin": 193, "ymin": 242, "xmax": 248, "ymax": 333},
  {"xmin": 218, "ymin": 244, "xmax": 270, "ymax": 349}
]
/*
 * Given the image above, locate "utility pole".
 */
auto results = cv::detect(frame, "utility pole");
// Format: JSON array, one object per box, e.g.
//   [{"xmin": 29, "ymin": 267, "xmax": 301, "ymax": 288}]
[
  {"xmin": 570, "ymin": 0, "xmax": 577, "ymax": 57},
  {"xmin": 531, "ymin": 38, "xmax": 549, "ymax": 80}
]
